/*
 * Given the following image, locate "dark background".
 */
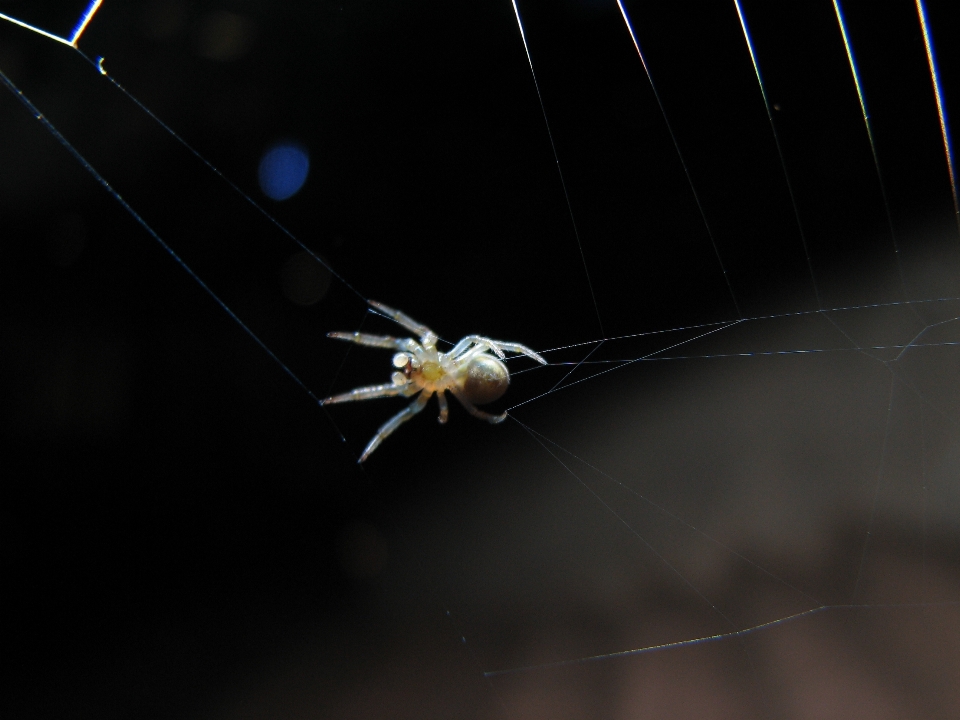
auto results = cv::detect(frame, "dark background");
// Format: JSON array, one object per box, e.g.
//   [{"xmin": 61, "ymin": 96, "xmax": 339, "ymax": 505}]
[{"xmin": 2, "ymin": 1, "xmax": 958, "ymax": 717}]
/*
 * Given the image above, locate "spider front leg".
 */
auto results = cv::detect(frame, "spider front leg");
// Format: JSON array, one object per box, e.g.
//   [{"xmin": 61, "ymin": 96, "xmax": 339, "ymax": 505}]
[
  {"xmin": 327, "ymin": 331, "xmax": 421, "ymax": 354},
  {"xmin": 448, "ymin": 336, "xmax": 547, "ymax": 366},
  {"xmin": 448, "ymin": 335, "xmax": 506, "ymax": 360},
  {"xmin": 367, "ymin": 300, "xmax": 436, "ymax": 341},
  {"xmin": 492, "ymin": 341, "xmax": 547, "ymax": 366},
  {"xmin": 360, "ymin": 391, "xmax": 433, "ymax": 462}
]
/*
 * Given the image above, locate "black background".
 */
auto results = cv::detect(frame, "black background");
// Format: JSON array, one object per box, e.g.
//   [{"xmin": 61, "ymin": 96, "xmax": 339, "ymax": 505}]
[{"xmin": 2, "ymin": 0, "xmax": 958, "ymax": 717}]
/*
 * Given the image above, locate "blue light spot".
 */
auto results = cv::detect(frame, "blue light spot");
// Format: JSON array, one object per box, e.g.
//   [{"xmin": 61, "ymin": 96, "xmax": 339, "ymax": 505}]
[{"xmin": 258, "ymin": 142, "xmax": 310, "ymax": 201}]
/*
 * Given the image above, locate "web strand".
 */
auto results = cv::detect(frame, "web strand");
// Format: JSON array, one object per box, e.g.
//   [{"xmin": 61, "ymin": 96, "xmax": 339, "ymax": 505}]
[
  {"xmin": 514, "ymin": 419, "xmax": 747, "ymax": 640},
  {"xmin": 0, "ymin": 11, "xmax": 75, "ymax": 47},
  {"xmin": 483, "ymin": 602, "xmax": 960, "ymax": 677},
  {"xmin": 70, "ymin": 0, "xmax": 103, "ymax": 46},
  {"xmin": 516, "ymin": 337, "xmax": 960, "ymax": 378},
  {"xmin": 507, "ymin": 320, "xmax": 741, "ymax": 412},
  {"xmin": 852, "ymin": 373, "xmax": 897, "ymax": 601},
  {"xmin": 732, "ymin": 0, "xmax": 822, "ymax": 311},
  {"xmin": 914, "ymin": 0, "xmax": 960, "ymax": 240},
  {"xmin": 615, "ymin": 0, "xmax": 742, "ymax": 320},
  {"xmin": 0, "ymin": 67, "xmax": 340, "ymax": 435},
  {"xmin": 830, "ymin": 0, "xmax": 919, "ymax": 319},
  {"xmin": 514, "ymin": 421, "xmax": 824, "ymax": 608},
  {"xmin": 4, "ymin": 4, "xmax": 958, "ymax": 699},
  {"xmin": 0, "ymin": 0, "xmax": 102, "ymax": 48},
  {"xmin": 509, "ymin": 0, "xmax": 605, "ymax": 338},
  {"xmin": 0, "ymin": 3, "xmax": 368, "ymax": 305},
  {"xmin": 77, "ymin": 49, "xmax": 369, "ymax": 306},
  {"xmin": 526, "ymin": 295, "xmax": 960, "ymax": 357}
]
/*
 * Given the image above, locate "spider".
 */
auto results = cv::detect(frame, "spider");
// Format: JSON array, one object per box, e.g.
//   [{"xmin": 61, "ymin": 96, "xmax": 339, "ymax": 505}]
[{"xmin": 322, "ymin": 300, "xmax": 547, "ymax": 462}]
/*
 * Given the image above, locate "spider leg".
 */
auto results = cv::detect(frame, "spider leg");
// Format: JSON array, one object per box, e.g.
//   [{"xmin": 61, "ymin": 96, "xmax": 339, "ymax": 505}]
[
  {"xmin": 322, "ymin": 383, "xmax": 407, "ymax": 405},
  {"xmin": 490, "ymin": 341, "xmax": 547, "ymax": 365},
  {"xmin": 447, "ymin": 337, "xmax": 546, "ymax": 365},
  {"xmin": 450, "ymin": 387, "xmax": 507, "ymax": 424},
  {"xmin": 448, "ymin": 335, "xmax": 506, "ymax": 360},
  {"xmin": 359, "ymin": 391, "xmax": 432, "ymax": 462},
  {"xmin": 448, "ymin": 343, "xmax": 492, "ymax": 370},
  {"xmin": 367, "ymin": 300, "xmax": 435, "ymax": 340},
  {"xmin": 437, "ymin": 391, "xmax": 449, "ymax": 424},
  {"xmin": 327, "ymin": 331, "xmax": 420, "ymax": 354}
]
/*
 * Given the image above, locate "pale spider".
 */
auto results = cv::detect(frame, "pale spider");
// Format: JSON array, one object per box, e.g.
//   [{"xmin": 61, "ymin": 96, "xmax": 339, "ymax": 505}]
[{"xmin": 322, "ymin": 300, "xmax": 547, "ymax": 461}]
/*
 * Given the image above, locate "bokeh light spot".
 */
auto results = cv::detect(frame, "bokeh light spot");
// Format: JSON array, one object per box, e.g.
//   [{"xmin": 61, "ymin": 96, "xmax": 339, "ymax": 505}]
[
  {"xmin": 258, "ymin": 142, "xmax": 310, "ymax": 201},
  {"xmin": 280, "ymin": 251, "xmax": 332, "ymax": 306},
  {"xmin": 194, "ymin": 10, "xmax": 256, "ymax": 62}
]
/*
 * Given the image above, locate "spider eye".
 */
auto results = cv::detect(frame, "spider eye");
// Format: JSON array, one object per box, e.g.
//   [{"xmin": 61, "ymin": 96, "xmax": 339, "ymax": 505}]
[
  {"xmin": 392, "ymin": 353, "xmax": 410, "ymax": 368},
  {"xmin": 391, "ymin": 371, "xmax": 407, "ymax": 385}
]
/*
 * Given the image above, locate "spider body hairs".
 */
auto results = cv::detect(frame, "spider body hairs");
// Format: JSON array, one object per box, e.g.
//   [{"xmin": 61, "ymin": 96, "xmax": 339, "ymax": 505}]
[{"xmin": 323, "ymin": 300, "xmax": 547, "ymax": 462}]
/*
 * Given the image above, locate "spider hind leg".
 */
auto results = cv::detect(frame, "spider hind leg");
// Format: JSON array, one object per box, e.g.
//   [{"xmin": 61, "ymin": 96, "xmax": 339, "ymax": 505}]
[
  {"xmin": 450, "ymin": 387, "xmax": 508, "ymax": 424},
  {"xmin": 359, "ymin": 391, "xmax": 432, "ymax": 462},
  {"xmin": 437, "ymin": 391, "xmax": 449, "ymax": 424}
]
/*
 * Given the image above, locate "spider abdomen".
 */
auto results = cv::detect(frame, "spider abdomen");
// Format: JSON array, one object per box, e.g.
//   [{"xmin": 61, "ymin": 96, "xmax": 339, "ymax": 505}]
[{"xmin": 460, "ymin": 355, "xmax": 509, "ymax": 405}]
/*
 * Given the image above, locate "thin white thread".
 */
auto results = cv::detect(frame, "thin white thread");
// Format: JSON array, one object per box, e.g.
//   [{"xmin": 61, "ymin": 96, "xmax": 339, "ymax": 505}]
[{"xmin": 484, "ymin": 601, "xmax": 960, "ymax": 677}]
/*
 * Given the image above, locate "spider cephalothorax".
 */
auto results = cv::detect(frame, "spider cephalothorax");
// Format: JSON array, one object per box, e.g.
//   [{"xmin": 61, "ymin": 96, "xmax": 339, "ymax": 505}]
[{"xmin": 322, "ymin": 300, "xmax": 546, "ymax": 461}]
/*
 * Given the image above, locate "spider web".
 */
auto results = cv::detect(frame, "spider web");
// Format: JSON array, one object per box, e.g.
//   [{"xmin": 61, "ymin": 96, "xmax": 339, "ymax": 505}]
[{"xmin": 2, "ymin": 1, "xmax": 959, "ymax": 718}]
